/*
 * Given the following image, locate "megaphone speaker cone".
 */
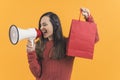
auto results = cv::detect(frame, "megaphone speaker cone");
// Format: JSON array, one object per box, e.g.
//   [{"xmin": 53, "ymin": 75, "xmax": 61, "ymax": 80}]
[{"xmin": 9, "ymin": 25, "xmax": 19, "ymax": 45}]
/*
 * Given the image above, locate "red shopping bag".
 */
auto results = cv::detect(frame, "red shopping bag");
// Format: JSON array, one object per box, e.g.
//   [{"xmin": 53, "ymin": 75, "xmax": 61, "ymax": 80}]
[{"xmin": 67, "ymin": 11, "xmax": 99, "ymax": 59}]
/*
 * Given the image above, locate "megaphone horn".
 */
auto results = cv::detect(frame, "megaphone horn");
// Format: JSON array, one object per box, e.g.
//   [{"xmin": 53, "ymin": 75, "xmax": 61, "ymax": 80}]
[{"xmin": 9, "ymin": 25, "xmax": 41, "ymax": 45}]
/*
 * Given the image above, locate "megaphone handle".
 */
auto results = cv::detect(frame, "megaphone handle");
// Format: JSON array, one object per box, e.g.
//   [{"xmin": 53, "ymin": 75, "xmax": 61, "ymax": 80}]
[{"xmin": 29, "ymin": 38, "xmax": 35, "ymax": 47}]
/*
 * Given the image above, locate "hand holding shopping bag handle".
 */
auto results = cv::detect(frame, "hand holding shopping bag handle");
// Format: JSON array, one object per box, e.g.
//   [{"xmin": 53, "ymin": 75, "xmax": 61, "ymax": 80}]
[
  {"xmin": 80, "ymin": 8, "xmax": 90, "ymax": 19},
  {"xmin": 80, "ymin": 8, "xmax": 94, "ymax": 22}
]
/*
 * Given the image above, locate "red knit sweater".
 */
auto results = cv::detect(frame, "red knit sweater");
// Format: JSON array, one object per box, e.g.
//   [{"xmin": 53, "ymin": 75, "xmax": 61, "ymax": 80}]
[
  {"xmin": 27, "ymin": 40, "xmax": 74, "ymax": 80},
  {"xmin": 27, "ymin": 16, "xmax": 94, "ymax": 80}
]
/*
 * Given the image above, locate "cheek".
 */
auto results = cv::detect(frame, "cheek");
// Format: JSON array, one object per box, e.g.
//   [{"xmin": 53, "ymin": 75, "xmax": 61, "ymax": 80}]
[
  {"xmin": 49, "ymin": 28, "xmax": 53, "ymax": 35},
  {"xmin": 48, "ymin": 25, "xmax": 53, "ymax": 34}
]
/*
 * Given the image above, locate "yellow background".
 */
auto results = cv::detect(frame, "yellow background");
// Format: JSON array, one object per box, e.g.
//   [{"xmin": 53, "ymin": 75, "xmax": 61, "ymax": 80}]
[{"xmin": 0, "ymin": 0, "xmax": 120, "ymax": 80}]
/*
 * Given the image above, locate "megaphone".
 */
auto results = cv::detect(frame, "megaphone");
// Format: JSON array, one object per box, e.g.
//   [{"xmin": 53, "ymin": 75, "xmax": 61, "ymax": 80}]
[{"xmin": 9, "ymin": 25, "xmax": 42, "ymax": 46}]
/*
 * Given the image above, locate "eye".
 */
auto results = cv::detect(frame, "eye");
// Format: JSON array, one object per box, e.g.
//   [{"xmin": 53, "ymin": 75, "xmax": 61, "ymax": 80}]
[{"xmin": 42, "ymin": 23, "xmax": 47, "ymax": 27}]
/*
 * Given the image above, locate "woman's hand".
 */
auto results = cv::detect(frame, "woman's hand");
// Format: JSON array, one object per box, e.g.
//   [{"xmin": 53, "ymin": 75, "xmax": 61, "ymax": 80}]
[
  {"xmin": 26, "ymin": 39, "xmax": 36, "ymax": 53},
  {"xmin": 80, "ymin": 7, "xmax": 90, "ymax": 19}
]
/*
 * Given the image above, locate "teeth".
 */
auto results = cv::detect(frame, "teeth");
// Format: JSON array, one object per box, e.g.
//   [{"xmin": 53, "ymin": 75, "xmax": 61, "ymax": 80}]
[
  {"xmin": 45, "ymin": 30, "xmax": 47, "ymax": 33},
  {"xmin": 42, "ymin": 30, "xmax": 47, "ymax": 33}
]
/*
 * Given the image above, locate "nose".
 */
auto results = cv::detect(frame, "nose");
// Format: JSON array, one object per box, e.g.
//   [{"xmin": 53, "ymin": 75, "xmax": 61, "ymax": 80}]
[{"xmin": 40, "ymin": 26, "xmax": 46, "ymax": 33}]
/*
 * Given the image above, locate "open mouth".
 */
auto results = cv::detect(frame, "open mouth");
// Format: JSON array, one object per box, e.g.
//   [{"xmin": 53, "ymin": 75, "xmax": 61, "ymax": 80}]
[{"xmin": 42, "ymin": 29, "xmax": 47, "ymax": 34}]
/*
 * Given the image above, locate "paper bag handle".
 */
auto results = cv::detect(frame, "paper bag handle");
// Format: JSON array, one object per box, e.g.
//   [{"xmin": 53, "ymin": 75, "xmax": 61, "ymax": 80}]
[{"xmin": 79, "ymin": 10, "xmax": 82, "ymax": 21}]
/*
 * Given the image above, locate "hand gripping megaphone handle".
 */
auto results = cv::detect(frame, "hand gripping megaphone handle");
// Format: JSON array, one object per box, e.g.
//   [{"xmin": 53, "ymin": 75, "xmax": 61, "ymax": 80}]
[{"xmin": 28, "ymin": 38, "xmax": 35, "ymax": 48}]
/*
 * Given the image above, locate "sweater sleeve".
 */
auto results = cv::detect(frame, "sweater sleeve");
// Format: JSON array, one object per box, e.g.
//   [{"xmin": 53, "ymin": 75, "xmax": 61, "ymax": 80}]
[
  {"xmin": 85, "ymin": 15, "xmax": 94, "ymax": 22},
  {"xmin": 27, "ymin": 51, "xmax": 42, "ymax": 78}
]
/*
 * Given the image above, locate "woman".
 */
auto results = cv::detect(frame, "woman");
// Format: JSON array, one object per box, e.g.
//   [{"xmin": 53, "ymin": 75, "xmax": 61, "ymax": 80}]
[{"xmin": 26, "ymin": 8, "xmax": 94, "ymax": 80}]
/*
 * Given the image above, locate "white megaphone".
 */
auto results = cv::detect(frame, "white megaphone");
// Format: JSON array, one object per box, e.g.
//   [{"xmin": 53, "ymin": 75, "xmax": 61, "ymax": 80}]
[{"xmin": 9, "ymin": 25, "xmax": 42, "ymax": 46}]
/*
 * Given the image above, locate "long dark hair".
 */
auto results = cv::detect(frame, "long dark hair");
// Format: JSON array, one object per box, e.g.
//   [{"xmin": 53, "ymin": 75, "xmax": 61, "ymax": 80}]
[{"xmin": 35, "ymin": 12, "xmax": 67, "ymax": 60}]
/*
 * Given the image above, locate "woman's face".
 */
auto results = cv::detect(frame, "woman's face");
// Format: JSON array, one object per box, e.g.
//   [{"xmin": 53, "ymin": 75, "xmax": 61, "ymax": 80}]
[{"xmin": 40, "ymin": 16, "xmax": 53, "ymax": 40}]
